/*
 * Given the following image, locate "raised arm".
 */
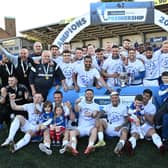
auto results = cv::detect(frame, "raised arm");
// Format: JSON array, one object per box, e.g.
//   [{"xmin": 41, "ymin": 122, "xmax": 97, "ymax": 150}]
[
  {"xmin": 29, "ymin": 67, "xmax": 37, "ymax": 96},
  {"xmin": 10, "ymin": 94, "xmax": 24, "ymax": 111},
  {"xmin": 0, "ymin": 45, "xmax": 18, "ymax": 66},
  {"xmin": 74, "ymin": 98, "xmax": 82, "ymax": 112}
]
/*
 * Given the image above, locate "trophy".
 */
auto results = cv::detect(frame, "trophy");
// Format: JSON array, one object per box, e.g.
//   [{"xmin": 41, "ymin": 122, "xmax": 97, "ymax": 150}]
[
  {"xmin": 119, "ymin": 72, "xmax": 128, "ymax": 87},
  {"xmin": 127, "ymin": 72, "xmax": 134, "ymax": 85}
]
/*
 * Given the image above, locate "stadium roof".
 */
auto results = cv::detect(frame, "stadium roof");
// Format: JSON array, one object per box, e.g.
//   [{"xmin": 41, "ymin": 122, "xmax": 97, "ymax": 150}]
[{"xmin": 20, "ymin": 4, "xmax": 168, "ymax": 44}]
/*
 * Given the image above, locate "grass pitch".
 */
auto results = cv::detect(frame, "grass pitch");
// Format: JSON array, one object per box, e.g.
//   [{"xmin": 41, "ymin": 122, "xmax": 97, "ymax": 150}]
[{"xmin": 0, "ymin": 128, "xmax": 168, "ymax": 168}]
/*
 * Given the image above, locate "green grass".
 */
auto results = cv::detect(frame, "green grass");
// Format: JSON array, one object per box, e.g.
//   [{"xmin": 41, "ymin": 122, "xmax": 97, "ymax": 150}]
[{"xmin": 0, "ymin": 128, "xmax": 168, "ymax": 168}]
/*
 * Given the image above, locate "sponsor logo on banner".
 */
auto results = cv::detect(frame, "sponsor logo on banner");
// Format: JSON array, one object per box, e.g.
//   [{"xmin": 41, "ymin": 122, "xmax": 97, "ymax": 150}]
[
  {"xmin": 150, "ymin": 36, "xmax": 167, "ymax": 43},
  {"xmin": 90, "ymin": 2, "xmax": 154, "ymax": 24},
  {"xmin": 79, "ymin": 95, "xmax": 135, "ymax": 111},
  {"xmin": 93, "ymin": 95, "xmax": 135, "ymax": 111},
  {"xmin": 99, "ymin": 8, "xmax": 147, "ymax": 23}
]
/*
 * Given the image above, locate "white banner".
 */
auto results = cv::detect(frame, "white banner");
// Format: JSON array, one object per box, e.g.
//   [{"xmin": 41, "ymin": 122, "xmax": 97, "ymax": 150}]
[
  {"xmin": 154, "ymin": 9, "xmax": 168, "ymax": 31},
  {"xmin": 52, "ymin": 9, "xmax": 168, "ymax": 50},
  {"xmin": 53, "ymin": 13, "xmax": 90, "ymax": 49},
  {"xmin": 91, "ymin": 2, "xmax": 154, "ymax": 24}
]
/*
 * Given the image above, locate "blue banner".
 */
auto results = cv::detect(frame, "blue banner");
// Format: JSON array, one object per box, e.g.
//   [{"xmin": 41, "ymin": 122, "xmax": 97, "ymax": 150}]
[
  {"xmin": 90, "ymin": 2, "xmax": 154, "ymax": 24},
  {"xmin": 47, "ymin": 86, "xmax": 160, "ymax": 109},
  {"xmin": 150, "ymin": 36, "xmax": 167, "ymax": 43}
]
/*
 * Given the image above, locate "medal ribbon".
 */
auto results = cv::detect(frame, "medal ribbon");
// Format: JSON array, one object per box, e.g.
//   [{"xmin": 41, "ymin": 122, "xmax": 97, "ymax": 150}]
[
  {"xmin": 21, "ymin": 61, "xmax": 28, "ymax": 75},
  {"xmin": 42, "ymin": 63, "xmax": 49, "ymax": 78},
  {"xmin": 5, "ymin": 64, "xmax": 13, "ymax": 75}
]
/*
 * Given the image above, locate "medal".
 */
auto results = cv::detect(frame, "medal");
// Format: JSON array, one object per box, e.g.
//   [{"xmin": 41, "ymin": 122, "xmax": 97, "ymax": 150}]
[
  {"xmin": 42, "ymin": 63, "xmax": 49, "ymax": 80},
  {"xmin": 21, "ymin": 61, "xmax": 28, "ymax": 77},
  {"xmin": 5, "ymin": 64, "xmax": 13, "ymax": 75},
  {"xmin": 45, "ymin": 75, "xmax": 49, "ymax": 80}
]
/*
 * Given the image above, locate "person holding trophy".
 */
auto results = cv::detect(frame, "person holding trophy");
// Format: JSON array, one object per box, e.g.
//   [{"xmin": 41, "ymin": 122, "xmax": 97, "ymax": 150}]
[{"xmin": 124, "ymin": 48, "xmax": 145, "ymax": 86}]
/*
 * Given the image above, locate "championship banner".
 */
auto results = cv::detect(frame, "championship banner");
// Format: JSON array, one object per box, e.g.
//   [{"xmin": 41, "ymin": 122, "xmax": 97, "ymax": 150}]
[
  {"xmin": 53, "ymin": 13, "xmax": 90, "ymax": 49},
  {"xmin": 90, "ymin": 1, "xmax": 154, "ymax": 24},
  {"xmin": 154, "ymin": 9, "xmax": 168, "ymax": 31},
  {"xmin": 154, "ymin": 0, "xmax": 168, "ymax": 6}
]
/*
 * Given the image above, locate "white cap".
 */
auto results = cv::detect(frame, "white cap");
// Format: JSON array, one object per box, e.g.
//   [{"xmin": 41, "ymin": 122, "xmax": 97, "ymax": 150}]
[{"xmin": 110, "ymin": 91, "xmax": 119, "ymax": 96}]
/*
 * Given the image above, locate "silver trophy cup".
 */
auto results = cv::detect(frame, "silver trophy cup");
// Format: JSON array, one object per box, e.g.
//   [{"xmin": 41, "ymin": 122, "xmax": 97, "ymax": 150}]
[{"xmin": 119, "ymin": 72, "xmax": 128, "ymax": 87}]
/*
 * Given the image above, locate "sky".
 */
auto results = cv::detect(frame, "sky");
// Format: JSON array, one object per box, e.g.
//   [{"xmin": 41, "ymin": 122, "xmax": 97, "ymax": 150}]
[
  {"xmin": 0, "ymin": 0, "xmax": 98, "ymax": 35},
  {"xmin": 0, "ymin": 0, "xmax": 152, "ymax": 36}
]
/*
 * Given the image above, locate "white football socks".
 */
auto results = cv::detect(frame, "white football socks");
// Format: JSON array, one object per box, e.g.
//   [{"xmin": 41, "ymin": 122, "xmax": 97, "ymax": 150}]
[
  {"xmin": 71, "ymin": 136, "xmax": 77, "ymax": 149},
  {"xmin": 8, "ymin": 117, "xmax": 20, "ymax": 141},
  {"xmin": 119, "ymin": 139, "xmax": 125, "ymax": 146},
  {"xmin": 129, "ymin": 137, "xmax": 136, "ymax": 149},
  {"xmin": 88, "ymin": 141, "xmax": 94, "ymax": 147},
  {"xmin": 15, "ymin": 133, "xmax": 31, "ymax": 151},
  {"xmin": 98, "ymin": 132, "xmax": 104, "ymax": 141},
  {"xmin": 62, "ymin": 140, "xmax": 68, "ymax": 146},
  {"xmin": 152, "ymin": 133, "xmax": 162, "ymax": 148}
]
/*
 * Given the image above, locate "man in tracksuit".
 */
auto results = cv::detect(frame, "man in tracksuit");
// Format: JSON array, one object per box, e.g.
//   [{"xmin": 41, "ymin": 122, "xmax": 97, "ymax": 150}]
[{"xmin": 29, "ymin": 50, "xmax": 67, "ymax": 100}]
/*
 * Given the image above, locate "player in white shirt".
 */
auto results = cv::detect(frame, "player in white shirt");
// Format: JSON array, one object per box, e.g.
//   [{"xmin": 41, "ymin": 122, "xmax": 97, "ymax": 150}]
[
  {"xmin": 87, "ymin": 44, "xmax": 100, "ymax": 70},
  {"xmin": 59, "ymin": 50, "xmax": 75, "ymax": 90},
  {"xmin": 73, "ymin": 47, "xmax": 101, "ymax": 70},
  {"xmin": 136, "ymin": 44, "xmax": 145, "ymax": 60},
  {"xmin": 141, "ymin": 47, "xmax": 159, "ymax": 86},
  {"xmin": 50, "ymin": 45, "xmax": 63, "ymax": 65},
  {"xmin": 1, "ymin": 93, "xmax": 43, "ymax": 153},
  {"xmin": 154, "ymin": 40, "xmax": 168, "ymax": 77},
  {"xmin": 125, "ymin": 48, "xmax": 145, "ymax": 85},
  {"xmin": 119, "ymin": 39, "xmax": 131, "ymax": 64},
  {"xmin": 73, "ymin": 55, "xmax": 111, "ymax": 92},
  {"xmin": 125, "ymin": 89, "xmax": 165, "ymax": 155},
  {"xmin": 103, "ymin": 41, "xmax": 113, "ymax": 58},
  {"xmin": 95, "ymin": 91, "xmax": 129, "ymax": 156},
  {"xmin": 66, "ymin": 89, "xmax": 100, "ymax": 155},
  {"xmin": 101, "ymin": 45, "xmax": 124, "ymax": 87},
  {"xmin": 72, "ymin": 48, "xmax": 84, "ymax": 66},
  {"xmin": 62, "ymin": 42, "xmax": 75, "ymax": 60},
  {"xmin": 127, "ymin": 95, "xmax": 145, "ymax": 140},
  {"xmin": 95, "ymin": 48, "xmax": 106, "ymax": 70}
]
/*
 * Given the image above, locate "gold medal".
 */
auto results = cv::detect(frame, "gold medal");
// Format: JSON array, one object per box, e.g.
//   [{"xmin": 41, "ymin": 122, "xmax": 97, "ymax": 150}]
[
  {"xmin": 5, "ymin": 64, "xmax": 13, "ymax": 76},
  {"xmin": 21, "ymin": 61, "xmax": 28, "ymax": 77},
  {"xmin": 45, "ymin": 75, "xmax": 49, "ymax": 80},
  {"xmin": 43, "ymin": 63, "xmax": 49, "ymax": 80}
]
